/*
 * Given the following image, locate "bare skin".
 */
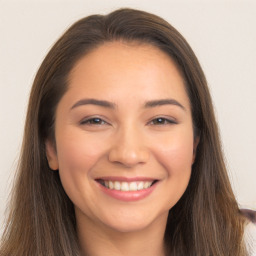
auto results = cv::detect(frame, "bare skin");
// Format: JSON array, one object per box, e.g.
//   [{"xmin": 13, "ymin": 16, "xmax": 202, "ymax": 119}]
[
  {"xmin": 76, "ymin": 206, "xmax": 167, "ymax": 256},
  {"xmin": 46, "ymin": 41, "xmax": 198, "ymax": 256}
]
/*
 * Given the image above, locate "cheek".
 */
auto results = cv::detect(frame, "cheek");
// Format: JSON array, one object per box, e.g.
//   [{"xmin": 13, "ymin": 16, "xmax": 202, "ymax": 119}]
[
  {"xmin": 55, "ymin": 130, "xmax": 108, "ymax": 198},
  {"xmin": 152, "ymin": 130, "xmax": 195, "ymax": 174},
  {"xmin": 150, "ymin": 132, "xmax": 194, "ymax": 209},
  {"xmin": 55, "ymin": 130, "xmax": 109, "ymax": 209},
  {"xmin": 56, "ymin": 129, "xmax": 108, "ymax": 173}
]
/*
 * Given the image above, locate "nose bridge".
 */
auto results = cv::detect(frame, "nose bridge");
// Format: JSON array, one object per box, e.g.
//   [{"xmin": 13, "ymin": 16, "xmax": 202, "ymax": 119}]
[{"xmin": 108, "ymin": 122, "xmax": 149, "ymax": 166}]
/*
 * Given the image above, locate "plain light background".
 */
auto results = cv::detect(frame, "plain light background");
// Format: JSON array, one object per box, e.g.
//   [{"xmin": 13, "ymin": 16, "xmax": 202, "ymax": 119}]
[{"xmin": 0, "ymin": 0, "xmax": 255, "ymax": 232}]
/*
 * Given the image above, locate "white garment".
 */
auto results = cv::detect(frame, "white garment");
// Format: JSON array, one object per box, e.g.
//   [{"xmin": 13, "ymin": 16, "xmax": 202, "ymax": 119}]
[{"xmin": 244, "ymin": 222, "xmax": 256, "ymax": 256}]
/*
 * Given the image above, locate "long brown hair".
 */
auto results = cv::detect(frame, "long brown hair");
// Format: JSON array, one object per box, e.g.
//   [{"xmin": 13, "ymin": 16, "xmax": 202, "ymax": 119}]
[{"xmin": 0, "ymin": 8, "xmax": 247, "ymax": 256}]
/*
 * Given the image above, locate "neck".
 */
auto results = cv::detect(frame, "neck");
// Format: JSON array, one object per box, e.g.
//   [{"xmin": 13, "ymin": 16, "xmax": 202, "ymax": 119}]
[{"xmin": 76, "ymin": 210, "xmax": 168, "ymax": 256}]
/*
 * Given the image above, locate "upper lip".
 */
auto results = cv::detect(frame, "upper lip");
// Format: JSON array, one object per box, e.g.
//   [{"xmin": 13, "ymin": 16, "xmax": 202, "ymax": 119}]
[{"xmin": 95, "ymin": 176, "xmax": 158, "ymax": 182}]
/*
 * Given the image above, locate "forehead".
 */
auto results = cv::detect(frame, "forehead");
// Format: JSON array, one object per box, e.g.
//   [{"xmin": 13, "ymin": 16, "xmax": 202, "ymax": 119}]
[
  {"xmin": 69, "ymin": 41, "xmax": 182, "ymax": 83},
  {"xmin": 64, "ymin": 41, "xmax": 190, "ymax": 110}
]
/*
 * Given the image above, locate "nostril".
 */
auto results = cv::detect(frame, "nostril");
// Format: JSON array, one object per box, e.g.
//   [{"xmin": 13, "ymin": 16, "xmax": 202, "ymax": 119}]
[{"xmin": 108, "ymin": 147, "xmax": 150, "ymax": 167}]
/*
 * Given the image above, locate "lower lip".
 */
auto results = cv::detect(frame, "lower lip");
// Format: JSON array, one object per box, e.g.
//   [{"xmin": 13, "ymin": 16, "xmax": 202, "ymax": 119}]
[{"xmin": 97, "ymin": 182, "xmax": 158, "ymax": 202}]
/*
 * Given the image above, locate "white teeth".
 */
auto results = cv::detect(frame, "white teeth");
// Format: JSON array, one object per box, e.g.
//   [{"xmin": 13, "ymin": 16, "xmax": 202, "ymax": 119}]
[
  {"xmin": 137, "ymin": 181, "xmax": 144, "ymax": 190},
  {"xmin": 101, "ymin": 180, "xmax": 154, "ymax": 191},
  {"xmin": 114, "ymin": 181, "xmax": 121, "ymax": 190},
  {"xmin": 121, "ymin": 182, "xmax": 129, "ymax": 191},
  {"xmin": 129, "ymin": 182, "xmax": 137, "ymax": 191},
  {"xmin": 144, "ymin": 181, "xmax": 151, "ymax": 189},
  {"xmin": 109, "ymin": 181, "xmax": 114, "ymax": 189}
]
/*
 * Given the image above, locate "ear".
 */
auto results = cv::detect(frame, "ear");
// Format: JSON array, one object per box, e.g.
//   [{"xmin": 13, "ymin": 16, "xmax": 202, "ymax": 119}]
[
  {"xmin": 192, "ymin": 136, "xmax": 200, "ymax": 164},
  {"xmin": 45, "ymin": 139, "xmax": 59, "ymax": 170}
]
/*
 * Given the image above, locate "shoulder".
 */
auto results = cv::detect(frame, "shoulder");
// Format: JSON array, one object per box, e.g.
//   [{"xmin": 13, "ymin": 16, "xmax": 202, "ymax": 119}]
[{"xmin": 244, "ymin": 221, "xmax": 256, "ymax": 256}]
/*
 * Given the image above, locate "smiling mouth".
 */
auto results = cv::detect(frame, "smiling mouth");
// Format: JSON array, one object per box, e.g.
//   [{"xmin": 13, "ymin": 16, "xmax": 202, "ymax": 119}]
[{"xmin": 96, "ymin": 179, "xmax": 158, "ymax": 192}]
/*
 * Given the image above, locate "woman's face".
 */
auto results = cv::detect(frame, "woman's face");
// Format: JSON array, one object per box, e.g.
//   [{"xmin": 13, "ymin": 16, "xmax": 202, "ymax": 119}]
[{"xmin": 46, "ymin": 42, "xmax": 197, "ymax": 233}]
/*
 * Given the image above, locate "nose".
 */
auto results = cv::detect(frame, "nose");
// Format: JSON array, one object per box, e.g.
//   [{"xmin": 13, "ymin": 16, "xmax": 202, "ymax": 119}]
[{"xmin": 108, "ymin": 126, "xmax": 150, "ymax": 167}]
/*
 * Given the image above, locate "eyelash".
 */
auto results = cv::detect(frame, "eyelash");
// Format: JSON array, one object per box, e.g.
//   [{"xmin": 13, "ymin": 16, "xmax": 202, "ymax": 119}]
[
  {"xmin": 80, "ymin": 117, "xmax": 108, "ymax": 126},
  {"xmin": 80, "ymin": 117, "xmax": 177, "ymax": 126},
  {"xmin": 148, "ymin": 117, "xmax": 177, "ymax": 125}
]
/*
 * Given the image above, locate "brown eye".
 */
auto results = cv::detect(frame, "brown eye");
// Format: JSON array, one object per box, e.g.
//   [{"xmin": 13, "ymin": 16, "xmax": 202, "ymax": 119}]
[
  {"xmin": 150, "ymin": 117, "xmax": 176, "ymax": 125},
  {"xmin": 80, "ymin": 117, "xmax": 107, "ymax": 125}
]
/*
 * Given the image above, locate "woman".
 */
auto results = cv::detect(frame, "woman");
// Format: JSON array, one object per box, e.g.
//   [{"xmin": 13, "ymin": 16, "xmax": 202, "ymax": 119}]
[{"xmin": 1, "ymin": 8, "xmax": 255, "ymax": 256}]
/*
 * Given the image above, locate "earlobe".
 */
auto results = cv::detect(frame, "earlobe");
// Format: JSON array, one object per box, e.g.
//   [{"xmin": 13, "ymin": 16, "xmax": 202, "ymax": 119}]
[
  {"xmin": 192, "ymin": 136, "xmax": 200, "ymax": 164},
  {"xmin": 45, "ymin": 139, "xmax": 59, "ymax": 170}
]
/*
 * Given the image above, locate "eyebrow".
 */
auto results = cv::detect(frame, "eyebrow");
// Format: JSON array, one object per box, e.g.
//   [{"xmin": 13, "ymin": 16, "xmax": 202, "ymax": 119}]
[
  {"xmin": 144, "ymin": 99, "xmax": 186, "ymax": 111},
  {"xmin": 71, "ymin": 98, "xmax": 116, "ymax": 110},
  {"xmin": 70, "ymin": 98, "xmax": 185, "ymax": 111}
]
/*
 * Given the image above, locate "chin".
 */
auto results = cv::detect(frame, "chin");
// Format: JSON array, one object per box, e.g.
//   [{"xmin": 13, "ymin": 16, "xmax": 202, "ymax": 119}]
[
  {"xmin": 106, "ymin": 219, "xmax": 153, "ymax": 233},
  {"xmin": 99, "ymin": 208, "xmax": 169, "ymax": 234}
]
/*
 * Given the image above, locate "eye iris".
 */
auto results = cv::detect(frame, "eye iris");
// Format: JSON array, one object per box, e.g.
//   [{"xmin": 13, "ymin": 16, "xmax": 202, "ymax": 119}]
[
  {"xmin": 154, "ymin": 118, "xmax": 165, "ymax": 124},
  {"xmin": 92, "ymin": 118, "xmax": 102, "ymax": 124}
]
